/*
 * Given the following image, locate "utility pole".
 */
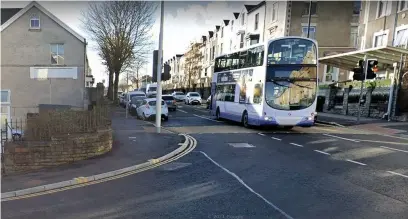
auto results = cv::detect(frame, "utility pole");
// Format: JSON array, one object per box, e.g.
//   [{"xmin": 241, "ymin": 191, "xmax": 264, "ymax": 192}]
[
  {"xmin": 307, "ymin": 0, "xmax": 312, "ymax": 38},
  {"xmin": 155, "ymin": 0, "xmax": 164, "ymax": 133},
  {"xmin": 357, "ymin": 55, "xmax": 368, "ymax": 124}
]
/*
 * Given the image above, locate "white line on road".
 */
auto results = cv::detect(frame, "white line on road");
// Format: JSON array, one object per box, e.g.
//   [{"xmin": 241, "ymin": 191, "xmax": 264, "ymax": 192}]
[
  {"xmin": 346, "ymin": 159, "xmax": 366, "ymax": 166},
  {"xmin": 314, "ymin": 150, "xmax": 330, "ymax": 155},
  {"xmin": 193, "ymin": 114, "xmax": 221, "ymax": 122},
  {"xmin": 177, "ymin": 109, "xmax": 188, "ymax": 113},
  {"xmin": 323, "ymin": 134, "xmax": 360, "ymax": 142},
  {"xmin": 290, "ymin": 143, "xmax": 303, "ymax": 147},
  {"xmin": 380, "ymin": 146, "xmax": 408, "ymax": 153},
  {"xmin": 258, "ymin": 133, "xmax": 266, "ymax": 136},
  {"xmin": 271, "ymin": 137, "xmax": 282, "ymax": 141},
  {"xmin": 128, "ymin": 137, "xmax": 137, "ymax": 139},
  {"xmin": 197, "ymin": 151, "xmax": 294, "ymax": 219},
  {"xmin": 387, "ymin": 171, "xmax": 408, "ymax": 179}
]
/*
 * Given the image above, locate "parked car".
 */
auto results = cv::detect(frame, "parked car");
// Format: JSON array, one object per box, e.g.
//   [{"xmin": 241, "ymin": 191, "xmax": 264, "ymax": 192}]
[
  {"xmin": 147, "ymin": 93, "xmax": 156, "ymax": 98},
  {"xmin": 162, "ymin": 95, "xmax": 177, "ymax": 111},
  {"xmin": 129, "ymin": 96, "xmax": 146, "ymax": 115},
  {"xmin": 185, "ymin": 92, "xmax": 202, "ymax": 105},
  {"xmin": 125, "ymin": 91, "xmax": 146, "ymax": 109},
  {"xmin": 206, "ymin": 95, "xmax": 211, "ymax": 109},
  {"xmin": 136, "ymin": 98, "xmax": 169, "ymax": 121},
  {"xmin": 172, "ymin": 91, "xmax": 186, "ymax": 102},
  {"xmin": 119, "ymin": 93, "xmax": 127, "ymax": 106}
]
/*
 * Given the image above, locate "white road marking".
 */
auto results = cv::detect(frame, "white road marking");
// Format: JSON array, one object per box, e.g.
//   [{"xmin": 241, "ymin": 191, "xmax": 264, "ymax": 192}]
[
  {"xmin": 346, "ymin": 159, "xmax": 367, "ymax": 166},
  {"xmin": 314, "ymin": 150, "xmax": 330, "ymax": 155},
  {"xmin": 177, "ymin": 109, "xmax": 188, "ymax": 113},
  {"xmin": 128, "ymin": 137, "xmax": 137, "ymax": 139},
  {"xmin": 197, "ymin": 151, "xmax": 294, "ymax": 219},
  {"xmin": 323, "ymin": 134, "xmax": 360, "ymax": 143},
  {"xmin": 271, "ymin": 137, "xmax": 282, "ymax": 141},
  {"xmin": 193, "ymin": 114, "xmax": 221, "ymax": 122},
  {"xmin": 290, "ymin": 143, "xmax": 303, "ymax": 147},
  {"xmin": 387, "ymin": 171, "xmax": 408, "ymax": 179},
  {"xmin": 257, "ymin": 133, "xmax": 266, "ymax": 136},
  {"xmin": 380, "ymin": 146, "xmax": 408, "ymax": 153}
]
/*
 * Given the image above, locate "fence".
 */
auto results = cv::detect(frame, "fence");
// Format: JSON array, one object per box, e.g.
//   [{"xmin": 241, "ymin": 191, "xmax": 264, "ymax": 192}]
[{"xmin": 2, "ymin": 105, "xmax": 111, "ymax": 142}]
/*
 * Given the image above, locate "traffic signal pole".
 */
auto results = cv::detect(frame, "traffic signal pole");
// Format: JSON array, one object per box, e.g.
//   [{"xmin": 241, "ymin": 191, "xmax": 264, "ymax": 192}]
[
  {"xmin": 155, "ymin": 0, "xmax": 164, "ymax": 133},
  {"xmin": 357, "ymin": 55, "xmax": 368, "ymax": 124}
]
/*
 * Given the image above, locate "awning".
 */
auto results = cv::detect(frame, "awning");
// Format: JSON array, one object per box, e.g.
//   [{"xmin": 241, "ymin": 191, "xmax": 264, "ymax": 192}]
[{"xmin": 319, "ymin": 46, "xmax": 408, "ymax": 71}]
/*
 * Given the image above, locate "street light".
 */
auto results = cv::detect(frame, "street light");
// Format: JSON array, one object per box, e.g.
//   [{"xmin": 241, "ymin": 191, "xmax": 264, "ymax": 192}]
[{"xmin": 155, "ymin": 0, "xmax": 164, "ymax": 133}]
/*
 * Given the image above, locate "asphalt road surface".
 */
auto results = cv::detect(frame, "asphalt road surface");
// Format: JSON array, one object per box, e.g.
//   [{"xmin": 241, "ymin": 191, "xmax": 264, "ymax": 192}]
[{"xmin": 3, "ymin": 103, "xmax": 408, "ymax": 219}]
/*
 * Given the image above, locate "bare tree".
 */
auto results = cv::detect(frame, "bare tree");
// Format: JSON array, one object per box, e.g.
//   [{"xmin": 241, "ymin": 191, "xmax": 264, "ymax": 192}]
[
  {"xmin": 184, "ymin": 42, "xmax": 203, "ymax": 89},
  {"xmin": 82, "ymin": 1, "xmax": 156, "ymax": 101}
]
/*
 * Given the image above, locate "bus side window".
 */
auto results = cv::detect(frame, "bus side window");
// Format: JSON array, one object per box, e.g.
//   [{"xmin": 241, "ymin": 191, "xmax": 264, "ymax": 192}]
[{"xmin": 239, "ymin": 51, "xmax": 247, "ymax": 68}]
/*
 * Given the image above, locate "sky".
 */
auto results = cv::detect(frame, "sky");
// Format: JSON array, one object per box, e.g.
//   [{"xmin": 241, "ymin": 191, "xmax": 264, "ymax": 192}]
[{"xmin": 1, "ymin": 1, "xmax": 254, "ymax": 86}]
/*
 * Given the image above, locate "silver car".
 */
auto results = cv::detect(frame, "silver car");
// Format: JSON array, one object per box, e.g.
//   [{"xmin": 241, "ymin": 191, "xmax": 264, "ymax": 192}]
[{"xmin": 162, "ymin": 95, "xmax": 177, "ymax": 111}]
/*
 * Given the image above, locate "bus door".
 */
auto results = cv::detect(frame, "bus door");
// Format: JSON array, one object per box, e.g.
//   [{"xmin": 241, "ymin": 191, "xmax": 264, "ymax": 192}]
[{"xmin": 246, "ymin": 81, "xmax": 264, "ymax": 125}]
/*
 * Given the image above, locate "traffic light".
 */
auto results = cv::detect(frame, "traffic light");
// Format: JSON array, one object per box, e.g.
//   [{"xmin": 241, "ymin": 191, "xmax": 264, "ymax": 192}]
[
  {"xmin": 162, "ymin": 63, "xmax": 171, "ymax": 81},
  {"xmin": 152, "ymin": 50, "xmax": 158, "ymax": 82},
  {"xmin": 353, "ymin": 59, "xmax": 364, "ymax": 81},
  {"xmin": 366, "ymin": 59, "xmax": 378, "ymax": 80}
]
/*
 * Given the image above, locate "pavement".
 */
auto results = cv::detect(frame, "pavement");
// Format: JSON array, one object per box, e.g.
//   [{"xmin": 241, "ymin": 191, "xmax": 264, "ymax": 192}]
[
  {"xmin": 3, "ymin": 103, "xmax": 408, "ymax": 219},
  {"xmin": 1, "ymin": 107, "xmax": 184, "ymax": 193}
]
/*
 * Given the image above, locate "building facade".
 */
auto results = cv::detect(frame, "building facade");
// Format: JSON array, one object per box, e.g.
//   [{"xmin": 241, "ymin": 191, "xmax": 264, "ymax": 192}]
[{"xmin": 1, "ymin": 1, "xmax": 89, "ymax": 124}]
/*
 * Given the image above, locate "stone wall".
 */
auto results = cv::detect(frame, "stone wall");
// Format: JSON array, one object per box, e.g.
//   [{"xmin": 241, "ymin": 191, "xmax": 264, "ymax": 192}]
[{"xmin": 2, "ymin": 129, "xmax": 112, "ymax": 175}]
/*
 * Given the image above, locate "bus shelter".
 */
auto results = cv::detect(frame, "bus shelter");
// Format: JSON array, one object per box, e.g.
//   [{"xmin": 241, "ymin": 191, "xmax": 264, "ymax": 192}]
[{"xmin": 318, "ymin": 46, "xmax": 408, "ymax": 120}]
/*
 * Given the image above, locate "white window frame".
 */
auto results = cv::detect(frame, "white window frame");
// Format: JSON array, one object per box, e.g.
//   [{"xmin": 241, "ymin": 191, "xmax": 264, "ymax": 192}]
[
  {"xmin": 399, "ymin": 0, "xmax": 408, "ymax": 12},
  {"xmin": 254, "ymin": 13, "xmax": 259, "ymax": 30},
  {"xmin": 360, "ymin": 37, "xmax": 365, "ymax": 50},
  {"xmin": 271, "ymin": 2, "xmax": 278, "ymax": 23},
  {"xmin": 302, "ymin": 1, "xmax": 317, "ymax": 16},
  {"xmin": 350, "ymin": 26, "xmax": 358, "ymax": 47},
  {"xmin": 241, "ymin": 13, "xmax": 245, "ymax": 25},
  {"xmin": 50, "ymin": 44, "xmax": 65, "ymax": 65},
  {"xmin": 394, "ymin": 24, "xmax": 408, "ymax": 47},
  {"xmin": 301, "ymin": 24, "xmax": 317, "ymax": 39},
  {"xmin": 372, "ymin": 29, "xmax": 389, "ymax": 47},
  {"xmin": 1, "ymin": 90, "xmax": 11, "ymax": 105},
  {"xmin": 377, "ymin": 1, "xmax": 391, "ymax": 18},
  {"xmin": 30, "ymin": 14, "xmax": 40, "ymax": 29}
]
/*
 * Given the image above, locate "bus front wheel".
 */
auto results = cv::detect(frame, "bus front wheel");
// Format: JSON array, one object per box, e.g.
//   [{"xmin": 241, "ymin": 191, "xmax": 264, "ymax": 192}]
[{"xmin": 242, "ymin": 111, "xmax": 249, "ymax": 128}]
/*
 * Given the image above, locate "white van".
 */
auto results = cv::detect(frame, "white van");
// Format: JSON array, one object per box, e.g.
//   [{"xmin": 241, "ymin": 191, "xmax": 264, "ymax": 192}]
[{"xmin": 146, "ymin": 84, "xmax": 157, "ymax": 95}]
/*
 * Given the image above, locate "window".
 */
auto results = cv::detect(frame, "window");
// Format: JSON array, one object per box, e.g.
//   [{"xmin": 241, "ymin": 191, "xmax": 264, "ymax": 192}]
[
  {"xmin": 240, "ymin": 34, "xmax": 245, "ymax": 48},
  {"xmin": 1, "ymin": 90, "xmax": 10, "ymax": 104},
  {"xmin": 30, "ymin": 15, "xmax": 40, "ymax": 29},
  {"xmin": 230, "ymin": 40, "xmax": 232, "ymax": 51},
  {"xmin": 214, "ymin": 45, "xmax": 264, "ymax": 72},
  {"xmin": 377, "ymin": 1, "xmax": 390, "ymax": 18},
  {"xmin": 220, "ymin": 43, "xmax": 223, "ymax": 54},
  {"xmin": 241, "ymin": 13, "xmax": 245, "ymax": 25},
  {"xmin": 255, "ymin": 13, "xmax": 259, "ymax": 30},
  {"xmin": 205, "ymin": 68, "xmax": 207, "ymax": 77},
  {"xmin": 253, "ymin": 83, "xmax": 263, "ymax": 104},
  {"xmin": 271, "ymin": 3, "xmax": 278, "ymax": 22},
  {"xmin": 325, "ymin": 65, "xmax": 339, "ymax": 82},
  {"xmin": 50, "ymin": 44, "xmax": 65, "ymax": 65},
  {"xmin": 350, "ymin": 26, "xmax": 358, "ymax": 47},
  {"xmin": 400, "ymin": 0, "xmax": 408, "ymax": 11},
  {"xmin": 231, "ymin": 20, "xmax": 234, "ymax": 31},
  {"xmin": 212, "ymin": 46, "xmax": 215, "ymax": 60},
  {"xmin": 216, "ymin": 84, "xmax": 236, "ymax": 102},
  {"xmin": 374, "ymin": 32, "xmax": 387, "ymax": 47},
  {"xmin": 247, "ymin": 46, "xmax": 265, "ymax": 67},
  {"xmin": 394, "ymin": 27, "xmax": 408, "ymax": 47},
  {"xmin": 302, "ymin": 2, "xmax": 317, "ymax": 16},
  {"xmin": 221, "ymin": 27, "xmax": 224, "ymax": 38},
  {"xmin": 353, "ymin": 1, "xmax": 361, "ymax": 15},
  {"xmin": 301, "ymin": 26, "xmax": 316, "ymax": 39}
]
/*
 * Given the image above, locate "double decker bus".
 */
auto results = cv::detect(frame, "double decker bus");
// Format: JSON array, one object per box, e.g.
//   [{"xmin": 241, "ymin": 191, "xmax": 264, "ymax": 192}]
[{"xmin": 210, "ymin": 37, "xmax": 318, "ymax": 129}]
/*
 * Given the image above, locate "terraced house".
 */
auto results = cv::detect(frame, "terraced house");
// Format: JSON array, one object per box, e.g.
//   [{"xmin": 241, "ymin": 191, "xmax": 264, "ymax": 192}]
[{"xmin": 1, "ymin": 1, "xmax": 91, "ymax": 130}]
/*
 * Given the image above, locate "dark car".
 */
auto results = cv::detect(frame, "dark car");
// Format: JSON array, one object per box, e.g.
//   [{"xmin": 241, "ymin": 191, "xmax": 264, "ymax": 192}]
[{"xmin": 162, "ymin": 95, "xmax": 177, "ymax": 111}]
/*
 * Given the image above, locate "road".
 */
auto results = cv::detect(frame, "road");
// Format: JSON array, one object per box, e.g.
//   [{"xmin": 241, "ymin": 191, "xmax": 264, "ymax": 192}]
[{"xmin": 3, "ymin": 103, "xmax": 408, "ymax": 219}]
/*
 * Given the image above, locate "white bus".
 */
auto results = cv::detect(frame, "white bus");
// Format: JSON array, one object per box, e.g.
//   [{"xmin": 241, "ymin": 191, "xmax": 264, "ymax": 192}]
[{"xmin": 210, "ymin": 37, "xmax": 318, "ymax": 129}]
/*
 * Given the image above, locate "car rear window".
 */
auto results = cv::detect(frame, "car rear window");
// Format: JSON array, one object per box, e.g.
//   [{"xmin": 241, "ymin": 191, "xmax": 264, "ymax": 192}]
[
  {"xmin": 190, "ymin": 93, "xmax": 200, "ymax": 97},
  {"xmin": 162, "ymin": 96, "xmax": 174, "ymax": 100},
  {"xmin": 148, "ymin": 101, "xmax": 165, "ymax": 106},
  {"xmin": 175, "ymin": 92, "xmax": 184, "ymax": 95}
]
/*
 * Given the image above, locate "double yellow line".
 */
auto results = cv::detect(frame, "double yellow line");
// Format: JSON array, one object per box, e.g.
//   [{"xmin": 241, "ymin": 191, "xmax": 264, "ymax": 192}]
[{"xmin": 3, "ymin": 135, "xmax": 197, "ymax": 201}]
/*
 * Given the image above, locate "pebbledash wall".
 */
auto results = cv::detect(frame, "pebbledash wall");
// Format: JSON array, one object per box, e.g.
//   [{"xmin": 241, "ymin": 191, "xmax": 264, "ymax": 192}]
[{"xmin": 2, "ymin": 129, "xmax": 112, "ymax": 174}]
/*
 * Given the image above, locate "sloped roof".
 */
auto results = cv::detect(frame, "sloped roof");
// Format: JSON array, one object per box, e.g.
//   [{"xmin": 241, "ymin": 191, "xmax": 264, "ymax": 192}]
[
  {"xmin": 247, "ymin": 1, "xmax": 266, "ymax": 14},
  {"xmin": 215, "ymin": 25, "xmax": 220, "ymax": 31},
  {"xmin": 233, "ymin": 12, "xmax": 240, "ymax": 19},
  {"xmin": 223, "ymin": 20, "xmax": 230, "ymax": 26},
  {"xmin": 209, "ymin": 31, "xmax": 214, "ymax": 38},
  {"xmin": 1, "ymin": 1, "xmax": 85, "ymax": 43},
  {"xmin": 1, "ymin": 8, "xmax": 22, "ymax": 25}
]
